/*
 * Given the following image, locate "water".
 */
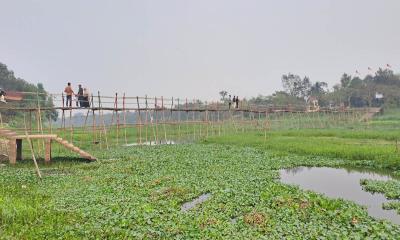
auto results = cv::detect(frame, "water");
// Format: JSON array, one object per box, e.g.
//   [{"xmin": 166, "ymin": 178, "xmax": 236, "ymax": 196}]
[
  {"xmin": 181, "ymin": 193, "xmax": 212, "ymax": 212},
  {"xmin": 279, "ymin": 167, "xmax": 400, "ymax": 225}
]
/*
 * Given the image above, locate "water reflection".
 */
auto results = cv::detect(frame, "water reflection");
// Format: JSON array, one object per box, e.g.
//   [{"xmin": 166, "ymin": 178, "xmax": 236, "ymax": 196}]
[
  {"xmin": 279, "ymin": 167, "xmax": 400, "ymax": 225},
  {"xmin": 181, "ymin": 193, "xmax": 212, "ymax": 212}
]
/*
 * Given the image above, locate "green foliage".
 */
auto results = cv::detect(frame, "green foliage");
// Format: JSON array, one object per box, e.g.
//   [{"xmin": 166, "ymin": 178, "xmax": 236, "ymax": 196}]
[
  {"xmin": 281, "ymin": 73, "xmax": 311, "ymax": 100},
  {"xmin": 205, "ymin": 129, "xmax": 400, "ymax": 170},
  {"xmin": 1, "ymin": 144, "xmax": 400, "ymax": 239},
  {"xmin": 361, "ymin": 179, "xmax": 400, "ymax": 214},
  {"xmin": 252, "ymin": 69, "xmax": 400, "ymax": 108},
  {"xmin": 0, "ymin": 62, "xmax": 58, "ymax": 121},
  {"xmin": 361, "ymin": 179, "xmax": 400, "ymax": 200}
]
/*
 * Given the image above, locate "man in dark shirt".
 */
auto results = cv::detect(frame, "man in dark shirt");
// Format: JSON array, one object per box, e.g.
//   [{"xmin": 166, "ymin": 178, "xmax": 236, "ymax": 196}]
[{"xmin": 76, "ymin": 84, "xmax": 83, "ymax": 107}]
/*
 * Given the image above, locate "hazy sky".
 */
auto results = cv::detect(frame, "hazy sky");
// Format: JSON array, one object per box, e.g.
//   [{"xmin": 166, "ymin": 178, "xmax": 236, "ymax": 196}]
[{"xmin": 1, "ymin": 0, "xmax": 399, "ymax": 100}]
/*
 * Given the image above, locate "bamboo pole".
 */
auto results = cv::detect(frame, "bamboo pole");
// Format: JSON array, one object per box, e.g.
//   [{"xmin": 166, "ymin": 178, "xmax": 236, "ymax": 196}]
[
  {"xmin": 145, "ymin": 95, "xmax": 149, "ymax": 144},
  {"xmin": 192, "ymin": 99, "xmax": 196, "ymax": 140},
  {"xmin": 177, "ymin": 98, "xmax": 181, "ymax": 141},
  {"xmin": 145, "ymin": 95, "xmax": 149, "ymax": 143},
  {"xmin": 98, "ymin": 91, "xmax": 109, "ymax": 150},
  {"xmin": 136, "ymin": 96, "xmax": 142, "ymax": 145},
  {"xmin": 185, "ymin": 98, "xmax": 189, "ymax": 141},
  {"xmin": 161, "ymin": 96, "xmax": 167, "ymax": 143},
  {"xmin": 24, "ymin": 114, "xmax": 41, "ymax": 179},
  {"xmin": 69, "ymin": 109, "xmax": 73, "ymax": 144},
  {"xmin": 83, "ymin": 108, "xmax": 90, "ymax": 131},
  {"xmin": 61, "ymin": 93, "xmax": 66, "ymax": 135},
  {"xmin": 151, "ymin": 96, "xmax": 158, "ymax": 145},
  {"xmin": 37, "ymin": 92, "xmax": 45, "ymax": 156},
  {"xmin": 123, "ymin": 93, "xmax": 127, "ymax": 145},
  {"xmin": 29, "ymin": 110, "xmax": 32, "ymax": 133},
  {"xmin": 115, "ymin": 93, "xmax": 120, "ymax": 146},
  {"xmin": 92, "ymin": 94, "xmax": 97, "ymax": 145},
  {"xmin": 154, "ymin": 97, "xmax": 159, "ymax": 144},
  {"xmin": 205, "ymin": 101, "xmax": 209, "ymax": 138},
  {"xmin": 197, "ymin": 100, "xmax": 202, "ymax": 138},
  {"xmin": 170, "ymin": 97, "xmax": 174, "ymax": 143},
  {"xmin": 34, "ymin": 110, "xmax": 41, "ymax": 158},
  {"xmin": 217, "ymin": 102, "xmax": 221, "ymax": 136}
]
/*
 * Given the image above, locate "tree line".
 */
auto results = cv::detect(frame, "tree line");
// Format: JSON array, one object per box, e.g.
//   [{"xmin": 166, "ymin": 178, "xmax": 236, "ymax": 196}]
[
  {"xmin": 240, "ymin": 68, "xmax": 399, "ymax": 108},
  {"xmin": 0, "ymin": 62, "xmax": 58, "ymax": 122}
]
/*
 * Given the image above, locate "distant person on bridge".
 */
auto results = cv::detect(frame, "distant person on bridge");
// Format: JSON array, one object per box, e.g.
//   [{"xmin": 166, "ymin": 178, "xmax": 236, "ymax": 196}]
[
  {"xmin": 235, "ymin": 96, "xmax": 239, "ymax": 109},
  {"xmin": 232, "ymin": 96, "xmax": 236, "ymax": 109},
  {"xmin": 76, "ymin": 84, "xmax": 83, "ymax": 107},
  {"xmin": 0, "ymin": 88, "xmax": 6, "ymax": 103},
  {"xmin": 82, "ymin": 88, "xmax": 91, "ymax": 108},
  {"xmin": 228, "ymin": 95, "xmax": 232, "ymax": 109},
  {"xmin": 64, "ymin": 82, "xmax": 74, "ymax": 107}
]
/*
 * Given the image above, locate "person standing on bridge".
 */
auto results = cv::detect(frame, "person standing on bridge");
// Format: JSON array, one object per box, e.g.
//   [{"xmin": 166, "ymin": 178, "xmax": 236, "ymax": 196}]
[
  {"xmin": 0, "ymin": 88, "xmax": 6, "ymax": 103},
  {"xmin": 64, "ymin": 82, "xmax": 74, "ymax": 107},
  {"xmin": 76, "ymin": 84, "xmax": 83, "ymax": 107},
  {"xmin": 82, "ymin": 87, "xmax": 91, "ymax": 107},
  {"xmin": 235, "ymin": 96, "xmax": 239, "ymax": 109}
]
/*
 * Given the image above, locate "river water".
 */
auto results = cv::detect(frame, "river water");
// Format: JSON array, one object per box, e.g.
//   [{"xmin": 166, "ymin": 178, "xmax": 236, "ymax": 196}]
[{"xmin": 279, "ymin": 167, "xmax": 400, "ymax": 225}]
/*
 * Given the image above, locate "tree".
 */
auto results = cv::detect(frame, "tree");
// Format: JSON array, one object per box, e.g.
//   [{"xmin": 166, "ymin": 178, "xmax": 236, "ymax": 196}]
[
  {"xmin": 310, "ymin": 81, "xmax": 328, "ymax": 96},
  {"xmin": 0, "ymin": 62, "xmax": 58, "ymax": 121},
  {"xmin": 281, "ymin": 73, "xmax": 311, "ymax": 100},
  {"xmin": 219, "ymin": 90, "xmax": 228, "ymax": 101},
  {"xmin": 340, "ymin": 73, "xmax": 352, "ymax": 88}
]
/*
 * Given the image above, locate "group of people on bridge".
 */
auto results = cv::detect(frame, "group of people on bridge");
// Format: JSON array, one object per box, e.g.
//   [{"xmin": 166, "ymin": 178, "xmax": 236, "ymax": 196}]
[
  {"xmin": 64, "ymin": 82, "xmax": 91, "ymax": 108},
  {"xmin": 228, "ymin": 95, "xmax": 240, "ymax": 109}
]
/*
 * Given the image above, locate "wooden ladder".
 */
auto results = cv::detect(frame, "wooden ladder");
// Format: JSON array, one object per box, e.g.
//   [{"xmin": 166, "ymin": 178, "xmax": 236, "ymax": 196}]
[
  {"xmin": 0, "ymin": 128, "xmax": 96, "ymax": 164},
  {"xmin": 53, "ymin": 137, "xmax": 96, "ymax": 161}
]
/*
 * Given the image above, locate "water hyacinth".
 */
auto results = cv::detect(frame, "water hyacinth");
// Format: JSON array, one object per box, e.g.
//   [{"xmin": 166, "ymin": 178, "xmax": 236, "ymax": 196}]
[{"xmin": 2, "ymin": 124, "xmax": 400, "ymax": 238}]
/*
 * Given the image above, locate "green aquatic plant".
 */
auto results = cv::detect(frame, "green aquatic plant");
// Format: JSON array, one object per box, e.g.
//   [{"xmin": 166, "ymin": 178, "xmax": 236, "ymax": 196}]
[{"xmin": 1, "ymin": 144, "xmax": 400, "ymax": 239}]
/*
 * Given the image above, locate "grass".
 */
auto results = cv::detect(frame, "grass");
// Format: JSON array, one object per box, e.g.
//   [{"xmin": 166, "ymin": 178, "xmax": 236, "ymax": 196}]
[
  {"xmin": 205, "ymin": 130, "xmax": 400, "ymax": 171},
  {"xmin": 1, "ymin": 108, "xmax": 400, "ymax": 238}
]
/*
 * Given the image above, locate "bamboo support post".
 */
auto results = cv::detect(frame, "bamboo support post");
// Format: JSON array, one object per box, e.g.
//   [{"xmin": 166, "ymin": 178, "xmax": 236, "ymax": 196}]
[
  {"xmin": 123, "ymin": 93, "xmax": 127, "ymax": 145},
  {"xmin": 115, "ymin": 93, "xmax": 120, "ymax": 145},
  {"xmin": 154, "ymin": 97, "xmax": 159, "ymax": 144},
  {"xmin": 192, "ymin": 99, "xmax": 196, "ymax": 140},
  {"xmin": 161, "ymin": 96, "xmax": 167, "ymax": 143},
  {"xmin": 92, "ymin": 95, "xmax": 97, "ymax": 145},
  {"xmin": 170, "ymin": 97, "xmax": 174, "ymax": 143},
  {"xmin": 98, "ymin": 92, "xmax": 109, "ymax": 150},
  {"xmin": 24, "ymin": 114, "xmax": 42, "ymax": 179},
  {"xmin": 145, "ymin": 95, "xmax": 149, "ymax": 144},
  {"xmin": 177, "ymin": 98, "xmax": 181, "ymax": 141},
  {"xmin": 136, "ymin": 96, "xmax": 142, "ymax": 145}
]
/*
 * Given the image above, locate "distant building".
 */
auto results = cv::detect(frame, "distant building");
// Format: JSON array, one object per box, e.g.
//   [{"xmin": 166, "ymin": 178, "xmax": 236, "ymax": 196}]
[
  {"xmin": 375, "ymin": 92, "xmax": 384, "ymax": 99},
  {"xmin": 307, "ymin": 96, "xmax": 320, "ymax": 112}
]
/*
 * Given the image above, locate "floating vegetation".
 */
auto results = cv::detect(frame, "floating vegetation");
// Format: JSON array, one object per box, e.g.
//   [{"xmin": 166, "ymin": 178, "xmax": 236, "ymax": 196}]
[{"xmin": 2, "ymin": 136, "xmax": 400, "ymax": 238}]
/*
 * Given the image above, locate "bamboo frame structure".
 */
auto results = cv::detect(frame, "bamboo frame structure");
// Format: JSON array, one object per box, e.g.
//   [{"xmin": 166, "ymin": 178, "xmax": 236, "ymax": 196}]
[{"xmin": 0, "ymin": 91, "xmax": 378, "ymax": 159}]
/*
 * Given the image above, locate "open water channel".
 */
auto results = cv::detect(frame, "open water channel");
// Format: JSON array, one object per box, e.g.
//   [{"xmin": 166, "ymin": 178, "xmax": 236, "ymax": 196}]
[{"xmin": 280, "ymin": 167, "xmax": 400, "ymax": 225}]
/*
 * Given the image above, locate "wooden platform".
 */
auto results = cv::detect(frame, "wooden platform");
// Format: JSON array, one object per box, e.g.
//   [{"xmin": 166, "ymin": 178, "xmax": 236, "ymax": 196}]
[{"xmin": 0, "ymin": 128, "xmax": 96, "ymax": 164}]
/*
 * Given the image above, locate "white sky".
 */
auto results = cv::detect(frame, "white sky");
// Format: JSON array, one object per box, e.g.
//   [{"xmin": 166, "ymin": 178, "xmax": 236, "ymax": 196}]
[{"xmin": 1, "ymin": 0, "xmax": 399, "ymax": 101}]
